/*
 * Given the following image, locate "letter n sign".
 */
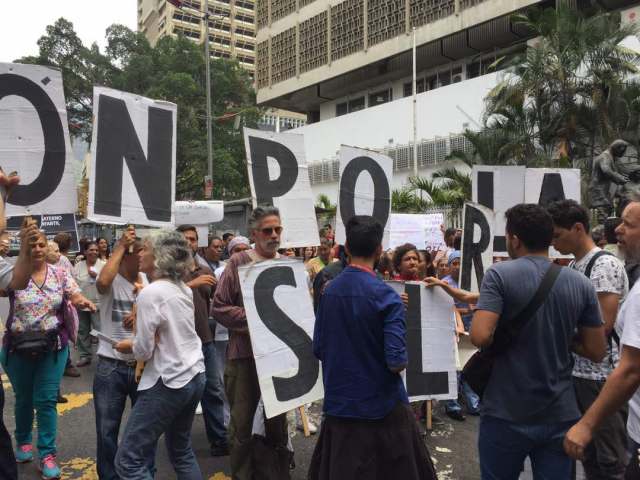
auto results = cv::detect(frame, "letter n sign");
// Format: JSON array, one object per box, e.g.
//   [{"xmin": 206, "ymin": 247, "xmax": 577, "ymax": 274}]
[{"xmin": 88, "ymin": 87, "xmax": 177, "ymax": 227}]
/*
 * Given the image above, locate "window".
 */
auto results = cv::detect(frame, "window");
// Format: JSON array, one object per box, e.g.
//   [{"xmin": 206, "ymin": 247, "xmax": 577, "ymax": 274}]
[
  {"xmin": 173, "ymin": 12, "xmax": 201, "ymax": 25},
  {"xmin": 235, "ymin": 26, "xmax": 254, "ymax": 36},
  {"xmin": 173, "ymin": 26, "xmax": 200, "ymax": 39},
  {"xmin": 348, "ymin": 96, "xmax": 365, "ymax": 113},
  {"xmin": 369, "ymin": 89, "xmax": 391, "ymax": 107},
  {"xmin": 452, "ymin": 66, "xmax": 462, "ymax": 83},
  {"xmin": 403, "ymin": 82, "xmax": 411, "ymax": 97},
  {"xmin": 438, "ymin": 70, "xmax": 451, "ymax": 87},
  {"xmin": 466, "ymin": 61, "xmax": 480, "ymax": 79},
  {"xmin": 236, "ymin": 13, "xmax": 254, "ymax": 23},
  {"xmin": 336, "ymin": 102, "xmax": 348, "ymax": 116},
  {"xmin": 236, "ymin": 0, "xmax": 254, "ymax": 10},
  {"xmin": 417, "ymin": 78, "xmax": 425, "ymax": 93}
]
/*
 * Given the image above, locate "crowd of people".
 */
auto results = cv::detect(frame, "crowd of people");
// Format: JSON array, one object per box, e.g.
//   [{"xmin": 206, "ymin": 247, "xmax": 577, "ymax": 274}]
[{"xmin": 0, "ymin": 175, "xmax": 639, "ymax": 479}]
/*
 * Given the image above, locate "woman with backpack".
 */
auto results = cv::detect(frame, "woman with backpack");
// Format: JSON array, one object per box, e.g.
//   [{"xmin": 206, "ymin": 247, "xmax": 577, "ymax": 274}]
[{"xmin": 0, "ymin": 231, "xmax": 95, "ymax": 479}]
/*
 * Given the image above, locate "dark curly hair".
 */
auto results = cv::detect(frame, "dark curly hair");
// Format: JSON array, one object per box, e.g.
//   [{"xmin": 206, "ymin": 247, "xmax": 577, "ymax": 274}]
[{"xmin": 392, "ymin": 243, "xmax": 419, "ymax": 273}]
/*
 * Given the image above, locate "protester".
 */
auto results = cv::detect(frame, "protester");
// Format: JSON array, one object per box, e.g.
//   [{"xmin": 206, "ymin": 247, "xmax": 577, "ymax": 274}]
[
  {"xmin": 1, "ymin": 231, "xmax": 95, "ymax": 479},
  {"xmin": 211, "ymin": 235, "xmax": 252, "ymax": 429},
  {"xmin": 0, "ymin": 170, "xmax": 40, "ymax": 480},
  {"xmin": 312, "ymin": 245, "xmax": 348, "ymax": 311},
  {"xmin": 114, "ymin": 230, "xmax": 205, "ymax": 478},
  {"xmin": 221, "ymin": 232, "xmax": 235, "ymax": 260},
  {"xmin": 197, "ymin": 236, "xmax": 225, "ymax": 273},
  {"xmin": 603, "ymin": 217, "xmax": 622, "ymax": 258},
  {"xmin": 548, "ymin": 199, "xmax": 629, "ymax": 479},
  {"xmin": 305, "ymin": 238, "xmax": 333, "ymax": 282},
  {"xmin": 0, "ymin": 232, "xmax": 10, "ymax": 258},
  {"xmin": 433, "ymin": 227, "xmax": 457, "ymax": 267},
  {"xmin": 97, "ymin": 237, "xmax": 110, "ymax": 261},
  {"xmin": 564, "ymin": 201, "xmax": 640, "ymax": 478},
  {"xmin": 52, "ymin": 233, "xmax": 74, "ymax": 276},
  {"xmin": 322, "ymin": 223, "xmax": 334, "ymax": 243},
  {"xmin": 310, "ymin": 215, "xmax": 437, "ymax": 479},
  {"xmin": 440, "ymin": 251, "xmax": 480, "ymax": 420},
  {"xmin": 213, "ymin": 206, "xmax": 292, "ymax": 479},
  {"xmin": 93, "ymin": 227, "xmax": 148, "ymax": 480},
  {"xmin": 45, "ymin": 241, "xmax": 60, "ymax": 265},
  {"xmin": 177, "ymin": 225, "xmax": 228, "ymax": 457},
  {"xmin": 300, "ymin": 246, "xmax": 316, "ymax": 264},
  {"xmin": 471, "ymin": 203, "xmax": 606, "ymax": 479},
  {"xmin": 392, "ymin": 243, "xmax": 421, "ymax": 281},
  {"xmin": 73, "ymin": 241, "xmax": 105, "ymax": 367}
]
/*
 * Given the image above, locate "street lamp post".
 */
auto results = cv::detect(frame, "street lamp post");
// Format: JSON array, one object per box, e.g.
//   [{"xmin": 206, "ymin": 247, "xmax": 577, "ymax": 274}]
[{"xmin": 168, "ymin": 0, "xmax": 214, "ymax": 198}]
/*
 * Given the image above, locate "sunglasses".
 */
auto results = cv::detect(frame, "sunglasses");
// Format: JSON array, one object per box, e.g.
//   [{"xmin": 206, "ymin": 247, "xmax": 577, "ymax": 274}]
[{"xmin": 260, "ymin": 226, "xmax": 283, "ymax": 236}]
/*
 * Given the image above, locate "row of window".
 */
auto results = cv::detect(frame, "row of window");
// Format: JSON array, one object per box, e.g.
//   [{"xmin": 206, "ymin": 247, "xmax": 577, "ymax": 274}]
[
  {"xmin": 259, "ymin": 115, "xmax": 306, "ymax": 128},
  {"xmin": 173, "ymin": 12, "xmax": 201, "ymax": 25},
  {"xmin": 335, "ymin": 88, "xmax": 392, "ymax": 116}
]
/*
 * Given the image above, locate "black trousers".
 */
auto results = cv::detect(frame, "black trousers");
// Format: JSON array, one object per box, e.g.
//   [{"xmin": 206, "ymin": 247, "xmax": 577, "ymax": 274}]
[{"xmin": 0, "ymin": 378, "xmax": 17, "ymax": 480}]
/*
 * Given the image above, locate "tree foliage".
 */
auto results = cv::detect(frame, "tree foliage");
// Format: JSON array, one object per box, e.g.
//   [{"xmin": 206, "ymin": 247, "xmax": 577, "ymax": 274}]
[{"xmin": 16, "ymin": 18, "xmax": 261, "ymax": 200}]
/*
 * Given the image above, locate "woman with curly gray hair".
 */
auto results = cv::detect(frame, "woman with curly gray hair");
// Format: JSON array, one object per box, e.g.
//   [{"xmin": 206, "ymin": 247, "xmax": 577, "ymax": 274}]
[{"xmin": 114, "ymin": 230, "xmax": 205, "ymax": 479}]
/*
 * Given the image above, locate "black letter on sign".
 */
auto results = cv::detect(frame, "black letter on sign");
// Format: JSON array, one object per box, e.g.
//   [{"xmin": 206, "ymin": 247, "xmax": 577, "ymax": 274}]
[
  {"xmin": 537, "ymin": 173, "xmax": 565, "ymax": 207},
  {"xmin": 461, "ymin": 204, "xmax": 491, "ymax": 291},
  {"xmin": 339, "ymin": 156, "xmax": 390, "ymax": 227},
  {"xmin": 254, "ymin": 265, "xmax": 319, "ymax": 402},
  {"xmin": 94, "ymin": 95, "xmax": 173, "ymax": 221},
  {"xmin": 405, "ymin": 283, "xmax": 449, "ymax": 397},
  {"xmin": 248, "ymin": 136, "xmax": 298, "ymax": 205},
  {"xmin": 0, "ymin": 74, "xmax": 65, "ymax": 206}
]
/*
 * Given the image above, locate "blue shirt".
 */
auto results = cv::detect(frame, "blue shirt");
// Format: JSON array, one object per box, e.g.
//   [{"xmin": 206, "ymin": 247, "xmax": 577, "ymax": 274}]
[
  {"xmin": 476, "ymin": 256, "xmax": 602, "ymax": 424},
  {"xmin": 313, "ymin": 266, "xmax": 409, "ymax": 419},
  {"xmin": 442, "ymin": 275, "xmax": 472, "ymax": 328}
]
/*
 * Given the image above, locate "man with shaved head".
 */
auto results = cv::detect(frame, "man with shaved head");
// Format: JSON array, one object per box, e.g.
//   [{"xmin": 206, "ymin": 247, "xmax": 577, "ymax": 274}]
[{"xmin": 565, "ymin": 201, "xmax": 640, "ymax": 477}]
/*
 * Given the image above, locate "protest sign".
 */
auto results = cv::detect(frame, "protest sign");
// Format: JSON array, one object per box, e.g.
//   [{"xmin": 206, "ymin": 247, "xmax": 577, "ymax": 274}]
[
  {"xmin": 524, "ymin": 168, "xmax": 581, "ymax": 206},
  {"xmin": 175, "ymin": 200, "xmax": 224, "ymax": 247},
  {"xmin": 425, "ymin": 213, "xmax": 446, "ymax": 251},
  {"xmin": 460, "ymin": 202, "xmax": 495, "ymax": 292},
  {"xmin": 335, "ymin": 145, "xmax": 392, "ymax": 248},
  {"xmin": 387, "ymin": 280, "xmax": 458, "ymax": 401},
  {"xmin": 239, "ymin": 257, "xmax": 323, "ymax": 418},
  {"xmin": 244, "ymin": 128, "xmax": 319, "ymax": 248},
  {"xmin": 7, "ymin": 214, "xmax": 79, "ymax": 253},
  {"xmin": 88, "ymin": 87, "xmax": 177, "ymax": 227},
  {"xmin": 390, "ymin": 214, "xmax": 428, "ymax": 249},
  {"xmin": 0, "ymin": 63, "xmax": 77, "ymax": 216}
]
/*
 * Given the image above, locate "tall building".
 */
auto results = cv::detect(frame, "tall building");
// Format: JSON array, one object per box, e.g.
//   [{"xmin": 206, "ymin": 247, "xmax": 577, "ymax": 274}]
[
  {"xmin": 252, "ymin": 0, "xmax": 639, "ymax": 201},
  {"xmin": 137, "ymin": 0, "xmax": 307, "ymax": 130}
]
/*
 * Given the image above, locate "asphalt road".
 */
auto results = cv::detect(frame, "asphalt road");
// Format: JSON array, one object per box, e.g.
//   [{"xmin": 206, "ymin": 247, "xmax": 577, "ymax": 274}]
[{"xmin": 2, "ymin": 347, "xmax": 583, "ymax": 480}]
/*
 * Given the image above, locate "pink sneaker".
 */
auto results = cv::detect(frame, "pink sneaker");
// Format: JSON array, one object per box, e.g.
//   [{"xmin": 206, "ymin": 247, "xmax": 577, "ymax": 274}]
[
  {"xmin": 39, "ymin": 454, "xmax": 61, "ymax": 479},
  {"xmin": 14, "ymin": 444, "xmax": 33, "ymax": 463}
]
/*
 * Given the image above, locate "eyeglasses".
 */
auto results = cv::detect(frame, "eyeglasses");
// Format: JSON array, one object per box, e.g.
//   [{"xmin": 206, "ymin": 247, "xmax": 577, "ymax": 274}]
[{"xmin": 260, "ymin": 226, "xmax": 283, "ymax": 236}]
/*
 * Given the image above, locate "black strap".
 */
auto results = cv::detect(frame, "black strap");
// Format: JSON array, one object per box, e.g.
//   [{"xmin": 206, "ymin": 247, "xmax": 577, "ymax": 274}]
[
  {"xmin": 492, "ymin": 262, "xmax": 562, "ymax": 353},
  {"xmin": 584, "ymin": 250, "xmax": 615, "ymax": 279}
]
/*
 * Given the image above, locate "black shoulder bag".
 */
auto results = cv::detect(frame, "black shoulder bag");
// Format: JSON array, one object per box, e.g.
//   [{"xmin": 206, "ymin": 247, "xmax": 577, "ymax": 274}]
[{"xmin": 462, "ymin": 262, "xmax": 562, "ymax": 398}]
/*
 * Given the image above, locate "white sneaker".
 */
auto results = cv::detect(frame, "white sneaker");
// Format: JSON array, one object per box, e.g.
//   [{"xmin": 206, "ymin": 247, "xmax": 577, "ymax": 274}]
[
  {"xmin": 297, "ymin": 420, "xmax": 317, "ymax": 435},
  {"xmin": 195, "ymin": 403, "xmax": 203, "ymax": 415}
]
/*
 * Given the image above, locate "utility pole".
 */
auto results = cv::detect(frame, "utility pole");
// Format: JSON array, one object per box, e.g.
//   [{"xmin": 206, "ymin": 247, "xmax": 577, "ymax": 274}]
[
  {"xmin": 204, "ymin": 0, "xmax": 214, "ymax": 196},
  {"xmin": 412, "ymin": 27, "xmax": 418, "ymax": 179}
]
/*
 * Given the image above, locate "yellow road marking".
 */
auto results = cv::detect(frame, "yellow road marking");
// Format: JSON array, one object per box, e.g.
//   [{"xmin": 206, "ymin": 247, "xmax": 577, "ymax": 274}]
[
  {"xmin": 209, "ymin": 474, "xmax": 231, "ymax": 480},
  {"xmin": 60, "ymin": 457, "xmax": 97, "ymax": 479},
  {"xmin": 57, "ymin": 393, "xmax": 93, "ymax": 416}
]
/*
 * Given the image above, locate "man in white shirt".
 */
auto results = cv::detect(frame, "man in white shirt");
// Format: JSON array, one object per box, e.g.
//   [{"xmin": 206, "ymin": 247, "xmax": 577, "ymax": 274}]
[
  {"xmin": 549, "ymin": 200, "xmax": 628, "ymax": 478},
  {"xmin": 93, "ymin": 227, "xmax": 149, "ymax": 480},
  {"xmin": 565, "ymin": 201, "xmax": 640, "ymax": 478}
]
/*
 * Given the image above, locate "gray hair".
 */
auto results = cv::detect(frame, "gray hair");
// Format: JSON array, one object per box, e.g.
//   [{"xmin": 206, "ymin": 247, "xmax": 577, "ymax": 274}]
[
  {"xmin": 248, "ymin": 206, "xmax": 280, "ymax": 231},
  {"xmin": 144, "ymin": 230, "xmax": 194, "ymax": 281}
]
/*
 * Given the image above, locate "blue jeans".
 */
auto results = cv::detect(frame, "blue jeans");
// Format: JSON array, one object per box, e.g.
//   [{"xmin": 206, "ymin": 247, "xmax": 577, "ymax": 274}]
[
  {"xmin": 479, "ymin": 415, "xmax": 575, "ymax": 480},
  {"xmin": 202, "ymin": 342, "xmax": 228, "ymax": 448},
  {"xmin": 445, "ymin": 373, "xmax": 480, "ymax": 414},
  {"xmin": 215, "ymin": 340, "xmax": 230, "ymax": 426},
  {"xmin": 115, "ymin": 373, "xmax": 205, "ymax": 480},
  {"xmin": 93, "ymin": 356, "xmax": 153, "ymax": 480}
]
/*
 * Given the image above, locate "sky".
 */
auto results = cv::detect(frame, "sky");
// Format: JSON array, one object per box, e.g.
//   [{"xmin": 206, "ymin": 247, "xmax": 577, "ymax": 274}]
[{"xmin": 0, "ymin": 0, "xmax": 138, "ymax": 62}]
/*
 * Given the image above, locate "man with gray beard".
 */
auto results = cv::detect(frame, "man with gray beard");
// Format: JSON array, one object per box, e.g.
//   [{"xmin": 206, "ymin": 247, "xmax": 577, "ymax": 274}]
[{"xmin": 565, "ymin": 201, "xmax": 640, "ymax": 478}]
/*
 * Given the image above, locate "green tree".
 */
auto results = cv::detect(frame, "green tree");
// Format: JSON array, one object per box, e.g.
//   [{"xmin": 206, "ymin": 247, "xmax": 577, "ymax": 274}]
[{"xmin": 16, "ymin": 18, "xmax": 261, "ymax": 200}]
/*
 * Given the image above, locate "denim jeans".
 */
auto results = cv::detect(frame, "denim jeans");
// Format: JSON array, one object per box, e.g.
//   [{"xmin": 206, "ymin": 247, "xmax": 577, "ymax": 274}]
[
  {"xmin": 202, "ymin": 341, "xmax": 228, "ymax": 448},
  {"xmin": 1, "ymin": 346, "xmax": 68, "ymax": 457},
  {"xmin": 77, "ymin": 311, "xmax": 100, "ymax": 359},
  {"xmin": 93, "ymin": 356, "xmax": 150, "ymax": 480},
  {"xmin": 445, "ymin": 373, "xmax": 480, "ymax": 414},
  {"xmin": 0, "ymin": 377, "xmax": 17, "ymax": 480},
  {"xmin": 479, "ymin": 415, "xmax": 575, "ymax": 480},
  {"xmin": 115, "ymin": 373, "xmax": 205, "ymax": 480},
  {"xmin": 215, "ymin": 340, "xmax": 230, "ymax": 426}
]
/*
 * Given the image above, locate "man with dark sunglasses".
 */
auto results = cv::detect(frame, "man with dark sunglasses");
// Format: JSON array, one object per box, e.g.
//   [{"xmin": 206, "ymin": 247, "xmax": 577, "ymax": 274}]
[{"xmin": 213, "ymin": 206, "xmax": 291, "ymax": 480}]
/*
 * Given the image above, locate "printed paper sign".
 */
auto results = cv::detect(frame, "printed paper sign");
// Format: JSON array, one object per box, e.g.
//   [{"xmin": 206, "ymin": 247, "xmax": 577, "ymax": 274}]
[
  {"xmin": 7, "ymin": 213, "xmax": 79, "ymax": 253},
  {"xmin": 239, "ymin": 258, "xmax": 323, "ymax": 418},
  {"xmin": 335, "ymin": 145, "xmax": 393, "ymax": 248},
  {"xmin": 88, "ymin": 87, "xmax": 177, "ymax": 227},
  {"xmin": 0, "ymin": 63, "xmax": 78, "ymax": 216},
  {"xmin": 244, "ymin": 128, "xmax": 319, "ymax": 248}
]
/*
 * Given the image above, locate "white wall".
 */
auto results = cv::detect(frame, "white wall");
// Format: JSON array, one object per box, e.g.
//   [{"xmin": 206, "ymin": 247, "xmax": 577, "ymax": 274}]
[{"xmin": 295, "ymin": 72, "xmax": 499, "ymax": 202}]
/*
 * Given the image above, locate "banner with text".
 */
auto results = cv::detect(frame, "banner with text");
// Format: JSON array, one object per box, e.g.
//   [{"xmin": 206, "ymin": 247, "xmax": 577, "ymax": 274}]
[
  {"xmin": 244, "ymin": 128, "xmax": 319, "ymax": 248},
  {"xmin": 239, "ymin": 257, "xmax": 323, "ymax": 418},
  {"xmin": 335, "ymin": 145, "xmax": 392, "ymax": 248},
  {"xmin": 88, "ymin": 87, "xmax": 177, "ymax": 227},
  {"xmin": 7, "ymin": 214, "xmax": 79, "ymax": 253},
  {"xmin": 0, "ymin": 63, "xmax": 77, "ymax": 216}
]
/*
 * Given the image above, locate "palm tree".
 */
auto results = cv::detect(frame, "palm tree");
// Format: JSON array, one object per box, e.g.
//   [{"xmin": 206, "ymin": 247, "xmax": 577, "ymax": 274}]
[{"xmin": 315, "ymin": 194, "xmax": 337, "ymax": 221}]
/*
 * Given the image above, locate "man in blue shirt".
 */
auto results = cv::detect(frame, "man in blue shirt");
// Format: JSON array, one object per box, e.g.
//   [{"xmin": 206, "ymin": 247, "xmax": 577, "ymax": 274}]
[
  {"xmin": 309, "ymin": 215, "xmax": 436, "ymax": 480},
  {"xmin": 472, "ymin": 204, "xmax": 606, "ymax": 479}
]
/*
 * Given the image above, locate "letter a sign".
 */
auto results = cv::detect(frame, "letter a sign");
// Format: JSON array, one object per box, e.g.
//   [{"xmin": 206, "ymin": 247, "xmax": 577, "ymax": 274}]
[{"xmin": 88, "ymin": 87, "xmax": 177, "ymax": 227}]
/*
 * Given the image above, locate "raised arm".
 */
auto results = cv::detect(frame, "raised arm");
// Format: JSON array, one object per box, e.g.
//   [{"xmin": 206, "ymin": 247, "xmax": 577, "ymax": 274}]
[
  {"xmin": 97, "ymin": 227, "xmax": 135, "ymax": 294},
  {"xmin": 8, "ymin": 217, "xmax": 39, "ymax": 290}
]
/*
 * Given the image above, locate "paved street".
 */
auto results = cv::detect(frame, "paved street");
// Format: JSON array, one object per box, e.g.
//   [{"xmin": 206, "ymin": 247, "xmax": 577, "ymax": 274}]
[{"xmin": 1, "ymin": 347, "xmax": 485, "ymax": 480}]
